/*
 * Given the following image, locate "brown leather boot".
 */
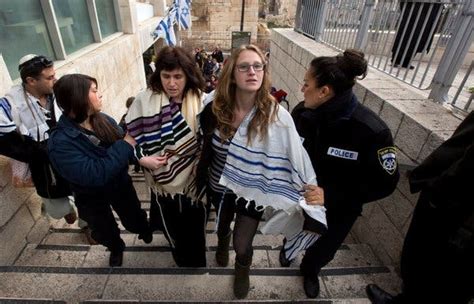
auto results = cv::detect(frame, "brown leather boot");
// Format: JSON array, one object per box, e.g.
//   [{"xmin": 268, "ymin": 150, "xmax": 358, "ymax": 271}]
[
  {"xmin": 234, "ymin": 261, "xmax": 250, "ymax": 299},
  {"xmin": 216, "ymin": 232, "xmax": 231, "ymax": 267}
]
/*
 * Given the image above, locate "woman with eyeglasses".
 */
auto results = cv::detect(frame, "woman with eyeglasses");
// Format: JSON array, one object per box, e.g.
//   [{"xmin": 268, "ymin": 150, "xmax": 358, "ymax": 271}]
[
  {"xmin": 125, "ymin": 46, "xmax": 212, "ymax": 267},
  {"xmin": 196, "ymin": 44, "xmax": 326, "ymax": 299},
  {"xmin": 47, "ymin": 74, "xmax": 153, "ymax": 267}
]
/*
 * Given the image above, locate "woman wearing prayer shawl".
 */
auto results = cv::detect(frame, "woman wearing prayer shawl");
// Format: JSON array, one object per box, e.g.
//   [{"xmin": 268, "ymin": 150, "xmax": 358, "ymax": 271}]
[
  {"xmin": 291, "ymin": 50, "xmax": 399, "ymax": 299},
  {"xmin": 125, "ymin": 46, "xmax": 210, "ymax": 267},
  {"xmin": 196, "ymin": 44, "xmax": 327, "ymax": 299}
]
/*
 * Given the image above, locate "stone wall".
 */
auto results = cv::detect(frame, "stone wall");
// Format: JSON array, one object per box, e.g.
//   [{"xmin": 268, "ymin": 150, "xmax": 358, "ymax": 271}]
[
  {"xmin": 269, "ymin": 28, "xmax": 463, "ymax": 267},
  {"xmin": 181, "ymin": 0, "xmax": 259, "ymax": 51},
  {"xmin": 0, "ymin": 157, "xmax": 47, "ymax": 265}
]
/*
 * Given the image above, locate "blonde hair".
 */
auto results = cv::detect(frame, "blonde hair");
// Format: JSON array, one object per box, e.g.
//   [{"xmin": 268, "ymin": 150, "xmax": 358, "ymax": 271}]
[{"xmin": 212, "ymin": 44, "xmax": 277, "ymax": 143}]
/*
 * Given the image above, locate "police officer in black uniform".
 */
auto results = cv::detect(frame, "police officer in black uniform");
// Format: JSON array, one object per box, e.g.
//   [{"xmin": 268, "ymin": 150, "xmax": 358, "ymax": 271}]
[
  {"xmin": 366, "ymin": 110, "xmax": 474, "ymax": 304},
  {"xmin": 286, "ymin": 49, "xmax": 400, "ymax": 298}
]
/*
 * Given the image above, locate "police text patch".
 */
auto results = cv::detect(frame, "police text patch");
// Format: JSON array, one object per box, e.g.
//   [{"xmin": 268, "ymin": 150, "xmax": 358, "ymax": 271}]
[
  {"xmin": 378, "ymin": 147, "xmax": 398, "ymax": 175},
  {"xmin": 327, "ymin": 147, "xmax": 358, "ymax": 160}
]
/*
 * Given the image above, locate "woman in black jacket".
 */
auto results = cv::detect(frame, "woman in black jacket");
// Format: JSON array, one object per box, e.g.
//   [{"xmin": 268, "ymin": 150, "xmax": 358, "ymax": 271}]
[
  {"xmin": 48, "ymin": 74, "xmax": 152, "ymax": 267},
  {"xmin": 288, "ymin": 49, "xmax": 400, "ymax": 298}
]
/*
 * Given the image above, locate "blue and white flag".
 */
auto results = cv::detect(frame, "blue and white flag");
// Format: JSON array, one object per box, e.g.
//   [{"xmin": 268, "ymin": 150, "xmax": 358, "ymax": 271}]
[
  {"xmin": 152, "ymin": 0, "xmax": 191, "ymax": 44},
  {"xmin": 166, "ymin": 11, "xmax": 177, "ymax": 45},
  {"xmin": 175, "ymin": 0, "xmax": 191, "ymax": 30},
  {"xmin": 152, "ymin": 16, "xmax": 177, "ymax": 46}
]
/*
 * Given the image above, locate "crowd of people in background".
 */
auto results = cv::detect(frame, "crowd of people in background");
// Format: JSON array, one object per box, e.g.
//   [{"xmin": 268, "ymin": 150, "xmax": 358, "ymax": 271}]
[
  {"xmin": 194, "ymin": 46, "xmax": 224, "ymax": 92},
  {"xmin": 0, "ymin": 44, "xmax": 471, "ymax": 303}
]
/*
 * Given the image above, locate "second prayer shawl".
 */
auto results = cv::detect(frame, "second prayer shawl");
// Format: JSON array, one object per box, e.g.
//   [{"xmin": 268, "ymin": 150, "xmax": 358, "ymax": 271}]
[{"xmin": 125, "ymin": 89, "xmax": 204, "ymax": 200}]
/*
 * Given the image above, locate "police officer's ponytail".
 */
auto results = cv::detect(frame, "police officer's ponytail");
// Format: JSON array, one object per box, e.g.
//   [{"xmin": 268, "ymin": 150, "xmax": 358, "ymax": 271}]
[{"xmin": 309, "ymin": 49, "xmax": 367, "ymax": 94}]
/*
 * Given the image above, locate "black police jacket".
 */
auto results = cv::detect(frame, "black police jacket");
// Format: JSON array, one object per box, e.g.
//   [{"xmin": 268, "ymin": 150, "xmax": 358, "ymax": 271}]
[{"xmin": 292, "ymin": 90, "xmax": 399, "ymax": 214}]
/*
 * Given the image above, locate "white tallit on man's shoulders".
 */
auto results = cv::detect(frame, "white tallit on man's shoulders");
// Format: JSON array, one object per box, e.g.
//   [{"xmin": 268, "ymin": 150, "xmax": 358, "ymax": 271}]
[
  {"xmin": 5, "ymin": 84, "xmax": 61, "ymax": 141},
  {"xmin": 219, "ymin": 104, "xmax": 327, "ymax": 231}
]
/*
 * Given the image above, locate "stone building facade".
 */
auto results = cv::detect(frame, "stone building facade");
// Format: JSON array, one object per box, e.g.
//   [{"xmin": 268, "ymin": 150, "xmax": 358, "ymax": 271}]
[{"xmin": 180, "ymin": 0, "xmax": 259, "ymax": 51}]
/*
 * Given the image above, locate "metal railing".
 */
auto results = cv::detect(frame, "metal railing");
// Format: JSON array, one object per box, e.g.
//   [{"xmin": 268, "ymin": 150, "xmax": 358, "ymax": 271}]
[
  {"xmin": 294, "ymin": 0, "xmax": 474, "ymax": 114},
  {"xmin": 451, "ymin": 60, "xmax": 473, "ymax": 112}
]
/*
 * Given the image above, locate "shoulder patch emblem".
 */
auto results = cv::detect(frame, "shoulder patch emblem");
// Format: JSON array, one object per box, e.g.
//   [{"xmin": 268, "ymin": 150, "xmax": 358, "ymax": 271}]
[{"xmin": 378, "ymin": 147, "xmax": 397, "ymax": 175}]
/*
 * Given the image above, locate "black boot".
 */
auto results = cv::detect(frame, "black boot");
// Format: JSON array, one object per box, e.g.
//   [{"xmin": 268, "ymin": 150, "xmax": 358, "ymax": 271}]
[
  {"xmin": 109, "ymin": 250, "xmax": 123, "ymax": 267},
  {"xmin": 303, "ymin": 275, "xmax": 320, "ymax": 298},
  {"xmin": 216, "ymin": 232, "xmax": 231, "ymax": 267},
  {"xmin": 138, "ymin": 229, "xmax": 153, "ymax": 244},
  {"xmin": 366, "ymin": 284, "xmax": 395, "ymax": 304},
  {"xmin": 234, "ymin": 261, "xmax": 250, "ymax": 299}
]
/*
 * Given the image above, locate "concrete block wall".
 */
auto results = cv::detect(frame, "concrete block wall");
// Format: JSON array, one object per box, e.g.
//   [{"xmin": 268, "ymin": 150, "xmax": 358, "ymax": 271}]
[
  {"xmin": 54, "ymin": 34, "xmax": 146, "ymax": 122},
  {"xmin": 0, "ymin": 157, "xmax": 50, "ymax": 265},
  {"xmin": 270, "ymin": 28, "xmax": 463, "ymax": 267}
]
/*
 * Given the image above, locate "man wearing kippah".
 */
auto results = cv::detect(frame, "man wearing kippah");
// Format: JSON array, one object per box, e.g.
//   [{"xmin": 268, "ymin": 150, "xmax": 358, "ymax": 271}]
[{"xmin": 0, "ymin": 54, "xmax": 94, "ymax": 244}]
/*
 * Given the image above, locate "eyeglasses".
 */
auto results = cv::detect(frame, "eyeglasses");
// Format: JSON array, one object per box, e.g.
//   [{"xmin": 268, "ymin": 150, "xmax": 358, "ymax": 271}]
[
  {"xmin": 18, "ymin": 56, "xmax": 53, "ymax": 72},
  {"xmin": 236, "ymin": 63, "xmax": 265, "ymax": 72}
]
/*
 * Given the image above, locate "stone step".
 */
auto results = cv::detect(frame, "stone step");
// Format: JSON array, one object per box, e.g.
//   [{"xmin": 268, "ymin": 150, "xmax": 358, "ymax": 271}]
[
  {"xmin": 0, "ymin": 299, "xmax": 371, "ymax": 304},
  {"xmin": 0, "ymin": 298, "xmax": 67, "ymax": 304},
  {"xmin": 14, "ymin": 242, "xmax": 382, "ymax": 270},
  {"xmin": 49, "ymin": 213, "xmax": 222, "ymax": 231},
  {"xmin": 0, "ymin": 264, "xmax": 399, "ymax": 303},
  {"xmin": 83, "ymin": 300, "xmax": 372, "ymax": 304}
]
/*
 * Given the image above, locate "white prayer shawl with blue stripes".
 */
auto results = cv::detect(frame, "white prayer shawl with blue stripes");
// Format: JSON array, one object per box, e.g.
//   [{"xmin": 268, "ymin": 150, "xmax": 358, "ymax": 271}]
[
  {"xmin": 0, "ymin": 97, "xmax": 16, "ymax": 136},
  {"xmin": 219, "ymin": 105, "xmax": 327, "ymax": 229},
  {"xmin": 3, "ymin": 85, "xmax": 62, "ymax": 141}
]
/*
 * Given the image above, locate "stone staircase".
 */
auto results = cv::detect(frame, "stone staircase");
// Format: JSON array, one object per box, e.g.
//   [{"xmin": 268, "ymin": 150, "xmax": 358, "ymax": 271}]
[{"xmin": 0, "ymin": 171, "xmax": 402, "ymax": 303}]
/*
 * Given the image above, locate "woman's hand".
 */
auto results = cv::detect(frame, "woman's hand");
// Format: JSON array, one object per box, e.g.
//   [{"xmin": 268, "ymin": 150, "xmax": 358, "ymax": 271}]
[
  {"xmin": 303, "ymin": 184, "xmax": 324, "ymax": 206},
  {"xmin": 123, "ymin": 133, "xmax": 136, "ymax": 146},
  {"xmin": 139, "ymin": 155, "xmax": 168, "ymax": 171}
]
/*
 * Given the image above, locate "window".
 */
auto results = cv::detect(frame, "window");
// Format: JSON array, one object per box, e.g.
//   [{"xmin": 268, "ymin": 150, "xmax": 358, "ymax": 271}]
[
  {"xmin": 0, "ymin": 0, "xmax": 55, "ymax": 80},
  {"xmin": 96, "ymin": 0, "xmax": 118, "ymax": 38},
  {"xmin": 1, "ymin": 0, "xmax": 121, "ymax": 80},
  {"xmin": 52, "ymin": 0, "xmax": 94, "ymax": 54}
]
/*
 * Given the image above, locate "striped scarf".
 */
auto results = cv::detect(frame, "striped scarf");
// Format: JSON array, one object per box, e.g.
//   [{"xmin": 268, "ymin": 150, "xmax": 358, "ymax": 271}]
[
  {"xmin": 219, "ymin": 105, "xmax": 327, "ymax": 229},
  {"xmin": 126, "ymin": 89, "xmax": 204, "ymax": 200}
]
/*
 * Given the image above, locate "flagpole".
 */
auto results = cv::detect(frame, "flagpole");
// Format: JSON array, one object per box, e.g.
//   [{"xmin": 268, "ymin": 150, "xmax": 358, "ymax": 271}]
[{"xmin": 240, "ymin": 0, "xmax": 245, "ymax": 32}]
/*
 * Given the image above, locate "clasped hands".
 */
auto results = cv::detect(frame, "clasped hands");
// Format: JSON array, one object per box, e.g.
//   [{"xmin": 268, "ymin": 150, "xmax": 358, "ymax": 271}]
[{"xmin": 123, "ymin": 133, "xmax": 169, "ymax": 171}]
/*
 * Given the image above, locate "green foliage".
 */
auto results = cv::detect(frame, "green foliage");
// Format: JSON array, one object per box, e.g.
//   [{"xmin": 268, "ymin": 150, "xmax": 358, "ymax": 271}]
[{"xmin": 267, "ymin": 21, "xmax": 291, "ymax": 29}]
